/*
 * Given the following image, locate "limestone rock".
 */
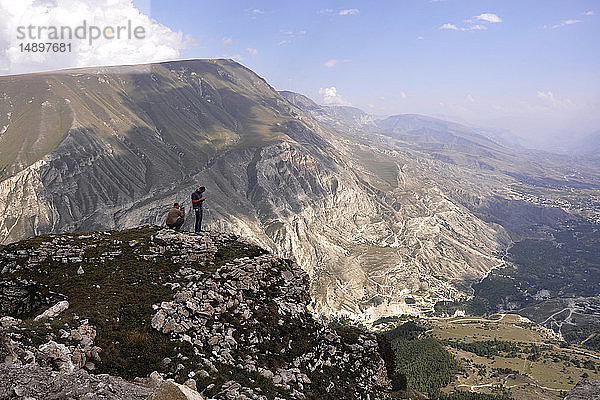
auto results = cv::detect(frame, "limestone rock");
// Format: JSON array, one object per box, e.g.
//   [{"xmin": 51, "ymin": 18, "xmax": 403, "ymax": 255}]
[
  {"xmin": 34, "ymin": 300, "xmax": 69, "ymax": 321},
  {"xmin": 0, "ymin": 227, "xmax": 392, "ymax": 399},
  {"xmin": 38, "ymin": 341, "xmax": 75, "ymax": 373},
  {"xmin": 0, "ymin": 279, "xmax": 48, "ymax": 317},
  {"xmin": 145, "ymin": 380, "xmax": 204, "ymax": 400},
  {"xmin": 0, "ymin": 363, "xmax": 152, "ymax": 399}
]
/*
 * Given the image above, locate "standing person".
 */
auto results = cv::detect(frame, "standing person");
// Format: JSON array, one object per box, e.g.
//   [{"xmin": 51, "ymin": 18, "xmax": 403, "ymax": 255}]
[
  {"xmin": 191, "ymin": 186, "xmax": 206, "ymax": 233},
  {"xmin": 165, "ymin": 203, "xmax": 185, "ymax": 231}
]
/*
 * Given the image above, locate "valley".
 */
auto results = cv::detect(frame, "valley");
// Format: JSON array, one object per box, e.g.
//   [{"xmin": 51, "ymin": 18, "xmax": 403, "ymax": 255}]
[
  {"xmin": 376, "ymin": 314, "xmax": 600, "ymax": 400},
  {"xmin": 437, "ymin": 314, "xmax": 600, "ymax": 400}
]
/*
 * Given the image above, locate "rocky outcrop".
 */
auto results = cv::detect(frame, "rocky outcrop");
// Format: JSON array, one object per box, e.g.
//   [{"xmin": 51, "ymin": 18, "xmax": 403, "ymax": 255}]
[
  {"xmin": 0, "ymin": 363, "xmax": 153, "ymax": 400},
  {"xmin": 149, "ymin": 244, "xmax": 388, "ymax": 399},
  {"xmin": 565, "ymin": 379, "xmax": 600, "ymax": 400},
  {"xmin": 146, "ymin": 380, "xmax": 205, "ymax": 400},
  {"xmin": 0, "ymin": 278, "xmax": 50, "ymax": 317},
  {"xmin": 0, "ymin": 227, "xmax": 392, "ymax": 399},
  {"xmin": 34, "ymin": 300, "xmax": 69, "ymax": 321}
]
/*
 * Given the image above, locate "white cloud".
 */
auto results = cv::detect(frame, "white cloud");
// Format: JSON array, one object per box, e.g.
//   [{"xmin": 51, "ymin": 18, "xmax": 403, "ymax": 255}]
[
  {"xmin": 318, "ymin": 86, "xmax": 351, "ymax": 106},
  {"xmin": 474, "ymin": 13, "xmax": 502, "ymax": 23},
  {"xmin": 441, "ymin": 12, "xmax": 500, "ymax": 33},
  {"xmin": 552, "ymin": 19, "xmax": 582, "ymax": 28},
  {"xmin": 584, "ymin": 10, "xmax": 594, "ymax": 16},
  {"xmin": 417, "ymin": 36, "xmax": 424, "ymax": 40},
  {"xmin": 279, "ymin": 30, "xmax": 306, "ymax": 46},
  {"xmin": 467, "ymin": 94, "xmax": 475, "ymax": 102},
  {"xmin": 183, "ymin": 34, "xmax": 202, "ymax": 49},
  {"xmin": 323, "ymin": 58, "xmax": 350, "ymax": 68},
  {"xmin": 537, "ymin": 91, "xmax": 553, "ymax": 101},
  {"xmin": 339, "ymin": 9, "xmax": 359, "ymax": 16},
  {"xmin": 468, "ymin": 24, "xmax": 488, "ymax": 31},
  {"xmin": 283, "ymin": 30, "xmax": 307, "ymax": 37},
  {"xmin": 246, "ymin": 47, "xmax": 258, "ymax": 56},
  {"xmin": 537, "ymin": 91, "xmax": 573, "ymax": 108},
  {"xmin": 400, "ymin": 91, "xmax": 407, "ymax": 99},
  {"xmin": 222, "ymin": 37, "xmax": 233, "ymax": 46},
  {"xmin": 248, "ymin": 8, "xmax": 264, "ymax": 19},
  {"xmin": 318, "ymin": 8, "xmax": 359, "ymax": 16},
  {"xmin": 441, "ymin": 23, "xmax": 486, "ymax": 31},
  {"xmin": 440, "ymin": 23, "xmax": 459, "ymax": 30},
  {"xmin": 1, "ymin": 0, "xmax": 184, "ymax": 75}
]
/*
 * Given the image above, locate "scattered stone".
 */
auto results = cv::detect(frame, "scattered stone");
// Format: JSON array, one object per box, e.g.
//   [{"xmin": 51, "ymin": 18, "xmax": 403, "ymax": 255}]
[
  {"xmin": 0, "ymin": 316, "xmax": 21, "ymax": 329},
  {"xmin": 0, "ymin": 227, "xmax": 391, "ymax": 400},
  {"xmin": 149, "ymin": 371, "xmax": 163, "ymax": 386},
  {"xmin": 34, "ymin": 300, "xmax": 69, "ymax": 321},
  {"xmin": 38, "ymin": 341, "xmax": 75, "ymax": 373},
  {"xmin": 184, "ymin": 378, "xmax": 197, "ymax": 391}
]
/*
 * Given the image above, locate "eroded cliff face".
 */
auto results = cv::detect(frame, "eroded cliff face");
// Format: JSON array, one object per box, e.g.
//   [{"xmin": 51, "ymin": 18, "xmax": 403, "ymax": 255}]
[
  {"xmin": 0, "ymin": 59, "xmax": 510, "ymax": 319},
  {"xmin": 0, "ymin": 159, "xmax": 55, "ymax": 242}
]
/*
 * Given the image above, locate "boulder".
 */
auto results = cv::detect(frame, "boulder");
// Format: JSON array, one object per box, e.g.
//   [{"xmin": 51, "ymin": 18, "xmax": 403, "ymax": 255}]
[
  {"xmin": 145, "ymin": 381, "xmax": 204, "ymax": 400},
  {"xmin": 34, "ymin": 300, "xmax": 69, "ymax": 321},
  {"xmin": 38, "ymin": 341, "xmax": 74, "ymax": 373}
]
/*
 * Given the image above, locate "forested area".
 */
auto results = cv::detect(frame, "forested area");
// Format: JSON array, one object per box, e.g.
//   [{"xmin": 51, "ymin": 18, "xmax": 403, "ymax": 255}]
[{"xmin": 380, "ymin": 322, "xmax": 511, "ymax": 399}]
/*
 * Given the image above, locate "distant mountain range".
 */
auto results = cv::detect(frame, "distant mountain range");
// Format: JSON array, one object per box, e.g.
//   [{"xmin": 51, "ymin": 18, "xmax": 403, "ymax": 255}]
[
  {"xmin": 1, "ymin": 59, "xmax": 599, "ymax": 322},
  {"xmin": 279, "ymin": 91, "xmax": 517, "ymax": 150}
]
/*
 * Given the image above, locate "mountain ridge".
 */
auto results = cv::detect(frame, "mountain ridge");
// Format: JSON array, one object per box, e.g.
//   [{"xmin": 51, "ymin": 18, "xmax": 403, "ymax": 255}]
[
  {"xmin": 278, "ymin": 90, "xmax": 510, "ymax": 150},
  {"xmin": 2, "ymin": 59, "xmax": 599, "ymax": 323}
]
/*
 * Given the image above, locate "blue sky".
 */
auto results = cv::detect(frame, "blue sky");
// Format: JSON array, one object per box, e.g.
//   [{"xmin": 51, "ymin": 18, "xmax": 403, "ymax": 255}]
[{"xmin": 138, "ymin": 0, "xmax": 600, "ymax": 145}]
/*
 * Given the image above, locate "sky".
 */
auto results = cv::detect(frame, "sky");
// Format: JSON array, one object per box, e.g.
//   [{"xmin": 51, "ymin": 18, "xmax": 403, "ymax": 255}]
[{"xmin": 1, "ymin": 0, "xmax": 599, "ymax": 149}]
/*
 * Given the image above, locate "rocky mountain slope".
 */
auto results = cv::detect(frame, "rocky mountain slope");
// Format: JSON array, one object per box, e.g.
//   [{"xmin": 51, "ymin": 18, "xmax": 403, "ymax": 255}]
[
  {"xmin": 0, "ymin": 59, "xmax": 523, "ymax": 320},
  {"xmin": 279, "ymin": 89, "xmax": 600, "ymax": 339},
  {"xmin": 564, "ymin": 379, "xmax": 600, "ymax": 400},
  {"xmin": 0, "ymin": 227, "xmax": 390, "ymax": 399}
]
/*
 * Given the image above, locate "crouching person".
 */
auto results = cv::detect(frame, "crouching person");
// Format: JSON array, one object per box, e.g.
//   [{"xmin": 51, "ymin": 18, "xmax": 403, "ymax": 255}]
[{"xmin": 165, "ymin": 203, "xmax": 185, "ymax": 231}]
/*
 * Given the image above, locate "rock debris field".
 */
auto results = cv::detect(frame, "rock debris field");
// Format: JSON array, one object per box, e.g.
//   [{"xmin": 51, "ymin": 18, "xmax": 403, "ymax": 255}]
[{"xmin": 0, "ymin": 226, "xmax": 390, "ymax": 399}]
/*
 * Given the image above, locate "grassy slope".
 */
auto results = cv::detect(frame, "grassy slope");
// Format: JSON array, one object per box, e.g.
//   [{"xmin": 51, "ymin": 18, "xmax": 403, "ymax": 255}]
[
  {"xmin": 2, "ymin": 227, "xmax": 387, "ymax": 400},
  {"xmin": 2, "ymin": 226, "xmax": 266, "ymax": 379},
  {"xmin": 376, "ymin": 315, "xmax": 600, "ymax": 399},
  {"xmin": 0, "ymin": 59, "xmax": 296, "ymax": 182},
  {"xmin": 432, "ymin": 315, "xmax": 600, "ymax": 399}
]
